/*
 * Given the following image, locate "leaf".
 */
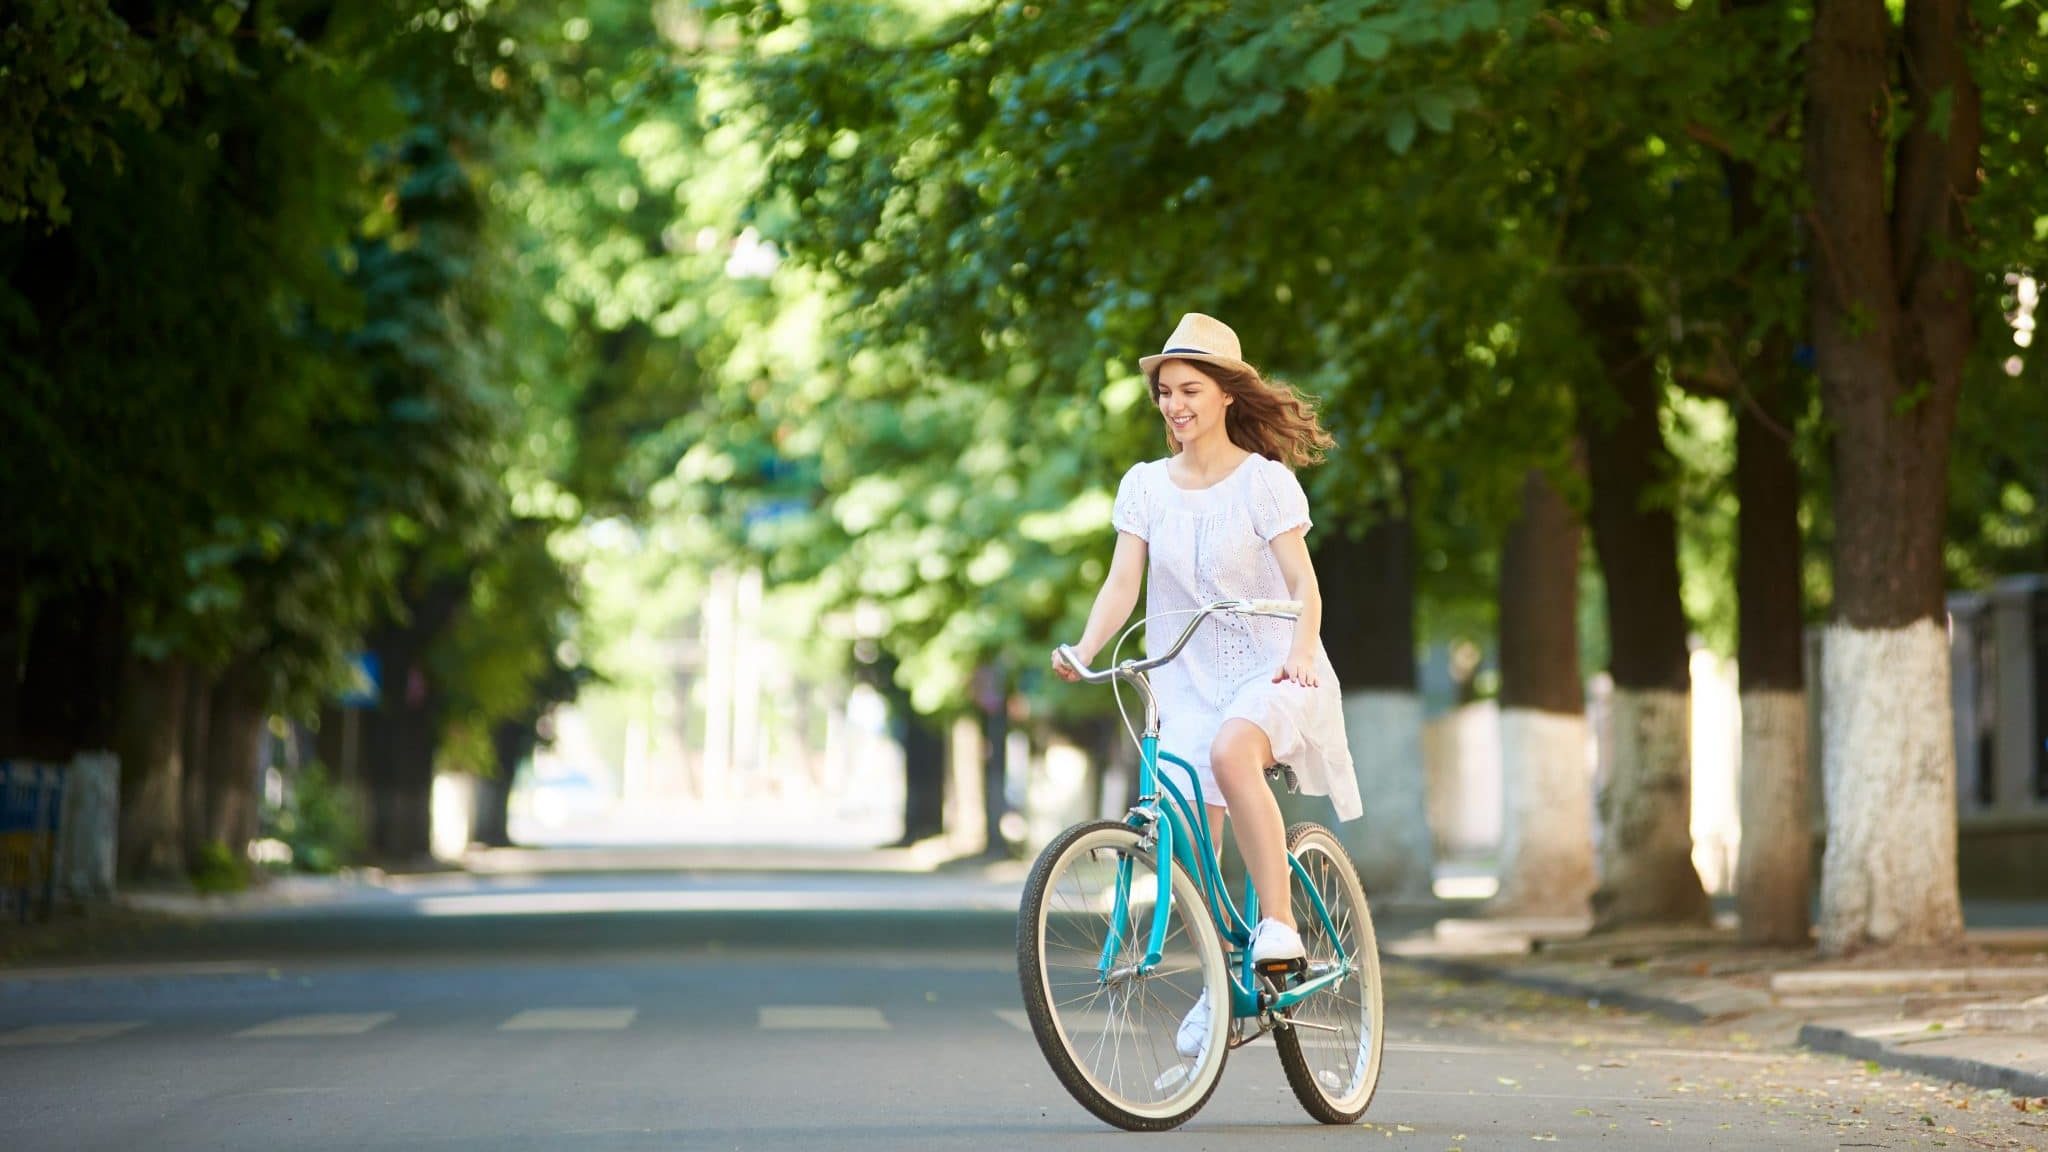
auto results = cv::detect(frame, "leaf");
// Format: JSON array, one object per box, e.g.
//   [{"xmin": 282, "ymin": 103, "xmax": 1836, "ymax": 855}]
[
  {"xmin": 1349, "ymin": 28, "xmax": 1391, "ymax": 60},
  {"xmin": 1416, "ymin": 91, "xmax": 1456, "ymax": 133},
  {"xmin": 1220, "ymin": 42, "xmax": 1264, "ymax": 82},
  {"xmin": 1181, "ymin": 55, "xmax": 1219, "ymax": 107},
  {"xmin": 1386, "ymin": 107, "xmax": 1417, "ymax": 154},
  {"xmin": 1304, "ymin": 39, "xmax": 1346, "ymax": 88},
  {"xmin": 1135, "ymin": 41, "xmax": 1182, "ymax": 91}
]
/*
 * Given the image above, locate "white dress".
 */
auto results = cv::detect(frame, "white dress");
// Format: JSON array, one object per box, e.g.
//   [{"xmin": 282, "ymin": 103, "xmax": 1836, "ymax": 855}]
[{"xmin": 1111, "ymin": 454, "xmax": 1362, "ymax": 822}]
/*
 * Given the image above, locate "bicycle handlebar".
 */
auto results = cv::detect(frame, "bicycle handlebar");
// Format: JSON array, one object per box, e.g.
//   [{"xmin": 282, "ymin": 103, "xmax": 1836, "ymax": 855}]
[{"xmin": 1056, "ymin": 598, "xmax": 1303, "ymax": 686}]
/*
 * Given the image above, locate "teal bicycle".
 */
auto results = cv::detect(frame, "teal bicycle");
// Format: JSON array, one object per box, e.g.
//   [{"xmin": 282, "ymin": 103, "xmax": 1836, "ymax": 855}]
[{"xmin": 1019, "ymin": 598, "xmax": 1386, "ymax": 1131}]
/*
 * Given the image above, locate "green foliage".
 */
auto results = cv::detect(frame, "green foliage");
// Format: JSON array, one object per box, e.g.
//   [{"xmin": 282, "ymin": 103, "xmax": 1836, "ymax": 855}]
[
  {"xmin": 8, "ymin": 0, "xmax": 2045, "ymax": 775},
  {"xmin": 2, "ymin": 2, "xmax": 599, "ymax": 781},
  {"xmin": 188, "ymin": 839, "xmax": 250, "ymax": 893},
  {"xmin": 265, "ymin": 762, "xmax": 364, "ymax": 874},
  {"xmin": 0, "ymin": 1, "xmax": 263, "ymax": 224}
]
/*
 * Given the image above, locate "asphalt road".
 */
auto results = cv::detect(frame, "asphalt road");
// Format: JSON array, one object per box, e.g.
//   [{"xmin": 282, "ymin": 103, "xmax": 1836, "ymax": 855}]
[{"xmin": 2, "ymin": 870, "xmax": 2042, "ymax": 1151}]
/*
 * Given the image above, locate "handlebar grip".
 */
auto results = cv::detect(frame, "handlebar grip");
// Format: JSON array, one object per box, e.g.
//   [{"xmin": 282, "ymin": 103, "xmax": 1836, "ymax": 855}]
[
  {"xmin": 1055, "ymin": 645, "xmax": 1110, "ymax": 683},
  {"xmin": 1246, "ymin": 598, "xmax": 1303, "ymax": 616}
]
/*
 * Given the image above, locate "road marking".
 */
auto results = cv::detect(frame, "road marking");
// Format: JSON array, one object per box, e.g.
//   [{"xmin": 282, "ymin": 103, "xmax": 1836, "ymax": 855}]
[
  {"xmin": 1387, "ymin": 1041, "xmax": 1527, "ymax": 1055},
  {"xmin": 1382, "ymin": 1088, "xmax": 1726, "ymax": 1105},
  {"xmin": 759, "ymin": 1006, "xmax": 889, "ymax": 1031},
  {"xmin": 0, "ymin": 1021, "xmax": 145, "ymax": 1046},
  {"xmin": 995, "ymin": 1009, "xmax": 1032, "ymax": 1032},
  {"xmin": 236, "ymin": 1013, "xmax": 393, "ymax": 1039},
  {"xmin": 499, "ymin": 1008, "xmax": 638, "ymax": 1032}
]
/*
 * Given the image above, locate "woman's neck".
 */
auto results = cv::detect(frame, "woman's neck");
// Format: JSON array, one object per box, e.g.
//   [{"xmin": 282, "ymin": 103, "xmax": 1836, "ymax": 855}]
[{"xmin": 1176, "ymin": 431, "xmax": 1249, "ymax": 476}]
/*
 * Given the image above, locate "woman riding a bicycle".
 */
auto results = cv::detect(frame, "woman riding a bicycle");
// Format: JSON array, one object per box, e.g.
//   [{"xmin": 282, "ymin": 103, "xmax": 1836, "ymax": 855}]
[
  {"xmin": 1027, "ymin": 314, "xmax": 1383, "ymax": 1131},
  {"xmin": 1053, "ymin": 311, "xmax": 1361, "ymax": 956}
]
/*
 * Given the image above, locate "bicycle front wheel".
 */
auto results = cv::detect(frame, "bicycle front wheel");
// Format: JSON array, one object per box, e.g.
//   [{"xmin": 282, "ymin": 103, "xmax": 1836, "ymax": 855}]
[
  {"xmin": 1273, "ymin": 821, "xmax": 1386, "ymax": 1124},
  {"xmin": 1016, "ymin": 819, "xmax": 1230, "ymax": 1131}
]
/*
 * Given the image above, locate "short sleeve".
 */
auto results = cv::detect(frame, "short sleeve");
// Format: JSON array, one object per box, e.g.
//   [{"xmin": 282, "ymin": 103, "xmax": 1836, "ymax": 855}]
[
  {"xmin": 1111, "ymin": 462, "xmax": 1150, "ymax": 540},
  {"xmin": 1251, "ymin": 458, "xmax": 1312, "ymax": 541}
]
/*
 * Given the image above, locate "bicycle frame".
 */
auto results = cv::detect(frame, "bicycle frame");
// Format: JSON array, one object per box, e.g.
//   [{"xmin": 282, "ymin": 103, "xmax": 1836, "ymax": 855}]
[
  {"xmin": 1072, "ymin": 602, "xmax": 1356, "ymax": 1024},
  {"xmin": 1121, "ymin": 735, "xmax": 1354, "ymax": 1021}
]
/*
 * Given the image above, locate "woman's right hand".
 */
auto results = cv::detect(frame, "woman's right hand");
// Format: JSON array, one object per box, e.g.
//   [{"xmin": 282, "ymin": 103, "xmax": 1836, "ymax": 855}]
[{"xmin": 1051, "ymin": 646, "xmax": 1083, "ymax": 682}]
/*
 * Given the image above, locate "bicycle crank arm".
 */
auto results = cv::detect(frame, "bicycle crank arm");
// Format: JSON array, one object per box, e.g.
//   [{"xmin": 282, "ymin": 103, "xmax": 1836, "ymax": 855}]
[{"xmin": 1275, "ymin": 1015, "xmax": 1345, "ymax": 1033}]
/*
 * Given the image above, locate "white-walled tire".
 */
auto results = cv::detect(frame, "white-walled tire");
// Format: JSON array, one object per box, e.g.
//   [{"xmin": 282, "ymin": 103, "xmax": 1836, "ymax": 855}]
[
  {"xmin": 1016, "ymin": 820, "xmax": 1230, "ymax": 1131},
  {"xmin": 1274, "ymin": 822, "xmax": 1386, "ymax": 1124}
]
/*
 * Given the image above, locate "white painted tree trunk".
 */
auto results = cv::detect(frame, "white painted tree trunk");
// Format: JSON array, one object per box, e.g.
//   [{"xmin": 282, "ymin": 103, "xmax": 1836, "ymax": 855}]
[
  {"xmin": 1490, "ymin": 708, "xmax": 1596, "ymax": 917},
  {"xmin": 1594, "ymin": 688, "xmax": 1710, "ymax": 927},
  {"xmin": 1273, "ymin": 690, "xmax": 1431, "ymax": 901},
  {"xmin": 1818, "ymin": 621, "xmax": 1964, "ymax": 954},
  {"xmin": 1736, "ymin": 689, "xmax": 1812, "ymax": 945},
  {"xmin": 1334, "ymin": 690, "xmax": 1433, "ymax": 902}
]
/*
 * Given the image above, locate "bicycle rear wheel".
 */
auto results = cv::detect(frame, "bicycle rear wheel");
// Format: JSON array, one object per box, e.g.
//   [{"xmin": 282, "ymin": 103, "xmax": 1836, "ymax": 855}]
[
  {"xmin": 1016, "ymin": 819, "xmax": 1229, "ymax": 1131},
  {"xmin": 1273, "ymin": 821, "xmax": 1386, "ymax": 1124}
]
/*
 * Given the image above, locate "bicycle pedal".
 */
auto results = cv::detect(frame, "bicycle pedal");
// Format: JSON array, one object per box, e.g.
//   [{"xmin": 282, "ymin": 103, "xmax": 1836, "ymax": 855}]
[{"xmin": 1254, "ymin": 956, "xmax": 1307, "ymax": 984}]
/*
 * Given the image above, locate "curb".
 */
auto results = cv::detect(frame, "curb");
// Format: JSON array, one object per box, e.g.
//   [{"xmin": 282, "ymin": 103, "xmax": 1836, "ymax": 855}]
[
  {"xmin": 1798, "ymin": 1022, "xmax": 2048, "ymax": 1097},
  {"xmin": 1389, "ymin": 951, "xmax": 2048, "ymax": 1097}
]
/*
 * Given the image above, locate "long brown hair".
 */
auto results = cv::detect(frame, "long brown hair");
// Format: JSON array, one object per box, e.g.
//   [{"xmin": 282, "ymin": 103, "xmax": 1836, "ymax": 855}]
[{"xmin": 1149, "ymin": 359, "xmax": 1335, "ymax": 469}]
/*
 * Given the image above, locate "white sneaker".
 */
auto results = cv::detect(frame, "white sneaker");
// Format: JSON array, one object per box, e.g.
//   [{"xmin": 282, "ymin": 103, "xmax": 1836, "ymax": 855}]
[
  {"xmin": 1250, "ymin": 917, "xmax": 1306, "ymax": 965},
  {"xmin": 1175, "ymin": 990, "xmax": 1211, "ymax": 1059}
]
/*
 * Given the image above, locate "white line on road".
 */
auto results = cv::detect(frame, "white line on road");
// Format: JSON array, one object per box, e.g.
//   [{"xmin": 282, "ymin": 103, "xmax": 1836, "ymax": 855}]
[
  {"xmin": 499, "ymin": 1008, "xmax": 639, "ymax": 1032},
  {"xmin": 759, "ymin": 1006, "xmax": 889, "ymax": 1030},
  {"xmin": 0, "ymin": 1021, "xmax": 145, "ymax": 1046},
  {"xmin": 236, "ymin": 1013, "xmax": 393, "ymax": 1039},
  {"xmin": 1386, "ymin": 1041, "xmax": 1527, "ymax": 1055},
  {"xmin": 1382, "ymin": 1088, "xmax": 1730, "ymax": 1105},
  {"xmin": 995, "ymin": 1009, "xmax": 1031, "ymax": 1032}
]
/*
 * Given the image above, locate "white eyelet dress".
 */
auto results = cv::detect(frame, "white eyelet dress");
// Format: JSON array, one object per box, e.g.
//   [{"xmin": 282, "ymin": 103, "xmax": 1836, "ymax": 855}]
[{"xmin": 1111, "ymin": 454, "xmax": 1362, "ymax": 822}]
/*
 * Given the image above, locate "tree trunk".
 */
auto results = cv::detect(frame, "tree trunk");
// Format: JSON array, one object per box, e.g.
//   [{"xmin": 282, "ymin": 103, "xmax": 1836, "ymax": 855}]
[
  {"xmin": 1489, "ymin": 467, "xmax": 1598, "ymax": 918},
  {"xmin": 900, "ymin": 708, "xmax": 948, "ymax": 844},
  {"xmin": 0, "ymin": 550, "xmax": 20, "ymax": 757},
  {"xmin": 1727, "ymin": 154, "xmax": 1814, "ymax": 947},
  {"xmin": 362, "ymin": 572, "xmax": 468, "ymax": 864},
  {"xmin": 115, "ymin": 653, "xmax": 187, "ymax": 882},
  {"xmin": 199, "ymin": 661, "xmax": 266, "ymax": 853},
  {"xmin": 864, "ymin": 653, "xmax": 946, "ymax": 844},
  {"xmin": 362, "ymin": 660, "xmax": 438, "ymax": 862},
  {"xmin": 1805, "ymin": 0, "xmax": 1976, "ymax": 954},
  {"xmin": 1310, "ymin": 501, "xmax": 1433, "ymax": 902},
  {"xmin": 16, "ymin": 579, "xmax": 126, "ymax": 761},
  {"xmin": 179, "ymin": 668, "xmax": 214, "ymax": 866},
  {"xmin": 977, "ymin": 664, "xmax": 1014, "ymax": 858},
  {"xmin": 1570, "ymin": 277, "xmax": 1712, "ymax": 931},
  {"xmin": 472, "ymin": 718, "xmax": 533, "ymax": 848}
]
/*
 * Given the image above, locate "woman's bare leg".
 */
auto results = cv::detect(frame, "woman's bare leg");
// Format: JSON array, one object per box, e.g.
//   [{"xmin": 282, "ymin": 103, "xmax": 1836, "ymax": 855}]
[
  {"xmin": 1209, "ymin": 719, "xmax": 1293, "ymax": 930},
  {"xmin": 1204, "ymin": 805, "xmax": 1227, "ymax": 860}
]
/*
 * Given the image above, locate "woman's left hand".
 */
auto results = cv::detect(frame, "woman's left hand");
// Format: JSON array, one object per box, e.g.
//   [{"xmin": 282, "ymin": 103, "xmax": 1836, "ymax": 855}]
[{"xmin": 1273, "ymin": 656, "xmax": 1319, "ymax": 688}]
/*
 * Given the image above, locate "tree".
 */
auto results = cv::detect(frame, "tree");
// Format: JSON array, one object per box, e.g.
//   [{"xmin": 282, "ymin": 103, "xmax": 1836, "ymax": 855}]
[
  {"xmin": 1802, "ymin": 0, "xmax": 1983, "ymax": 953},
  {"xmin": 1490, "ymin": 463, "xmax": 1597, "ymax": 917},
  {"xmin": 706, "ymin": 0, "xmax": 1553, "ymax": 874},
  {"xmin": 2, "ymin": 1, "xmax": 578, "ymax": 878}
]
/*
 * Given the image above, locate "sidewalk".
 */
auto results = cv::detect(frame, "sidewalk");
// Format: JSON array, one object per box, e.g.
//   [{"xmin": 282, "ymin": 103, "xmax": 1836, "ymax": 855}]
[{"xmin": 1387, "ymin": 912, "xmax": 2048, "ymax": 1099}]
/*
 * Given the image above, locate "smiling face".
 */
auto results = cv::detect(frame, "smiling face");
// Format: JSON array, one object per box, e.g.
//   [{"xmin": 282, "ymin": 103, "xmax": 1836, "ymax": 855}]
[{"xmin": 1153, "ymin": 359, "xmax": 1233, "ymax": 451}]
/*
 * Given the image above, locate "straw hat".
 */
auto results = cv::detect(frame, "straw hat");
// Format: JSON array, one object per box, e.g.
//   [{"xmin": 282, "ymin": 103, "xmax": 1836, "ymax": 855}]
[{"xmin": 1137, "ymin": 313, "xmax": 1250, "ymax": 375}]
